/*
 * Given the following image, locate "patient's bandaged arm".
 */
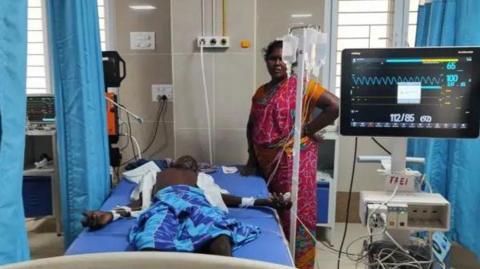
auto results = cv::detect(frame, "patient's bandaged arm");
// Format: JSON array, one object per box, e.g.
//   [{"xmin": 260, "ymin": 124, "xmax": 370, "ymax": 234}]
[{"xmin": 122, "ymin": 161, "xmax": 160, "ymax": 211}]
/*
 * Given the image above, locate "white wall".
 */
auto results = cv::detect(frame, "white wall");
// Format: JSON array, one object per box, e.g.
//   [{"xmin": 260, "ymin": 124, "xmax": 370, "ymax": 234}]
[
  {"xmin": 171, "ymin": 0, "xmax": 256, "ymax": 164},
  {"xmin": 337, "ymin": 136, "xmax": 394, "ymax": 192}
]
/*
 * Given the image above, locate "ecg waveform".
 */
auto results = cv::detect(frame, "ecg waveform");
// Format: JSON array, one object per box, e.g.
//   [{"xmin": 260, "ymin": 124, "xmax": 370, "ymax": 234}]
[{"xmin": 352, "ymin": 75, "xmax": 443, "ymax": 86}]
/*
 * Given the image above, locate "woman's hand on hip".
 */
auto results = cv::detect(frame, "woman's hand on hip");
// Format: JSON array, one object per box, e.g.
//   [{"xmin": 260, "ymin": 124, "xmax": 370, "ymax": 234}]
[{"xmin": 303, "ymin": 124, "xmax": 325, "ymax": 143}]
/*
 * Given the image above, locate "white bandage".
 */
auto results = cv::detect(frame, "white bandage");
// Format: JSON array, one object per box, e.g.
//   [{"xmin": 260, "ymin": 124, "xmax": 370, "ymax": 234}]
[
  {"xmin": 110, "ymin": 206, "xmax": 132, "ymax": 221},
  {"xmin": 123, "ymin": 161, "xmax": 161, "ymax": 210},
  {"xmin": 197, "ymin": 172, "xmax": 229, "ymax": 212},
  {"xmin": 113, "ymin": 206, "xmax": 132, "ymax": 214},
  {"xmin": 110, "ymin": 210, "xmax": 121, "ymax": 221},
  {"xmin": 240, "ymin": 197, "xmax": 255, "ymax": 208}
]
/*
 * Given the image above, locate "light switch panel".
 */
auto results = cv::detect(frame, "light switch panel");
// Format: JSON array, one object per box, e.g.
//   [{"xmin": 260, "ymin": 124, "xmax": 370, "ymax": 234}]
[{"xmin": 130, "ymin": 32, "xmax": 155, "ymax": 50}]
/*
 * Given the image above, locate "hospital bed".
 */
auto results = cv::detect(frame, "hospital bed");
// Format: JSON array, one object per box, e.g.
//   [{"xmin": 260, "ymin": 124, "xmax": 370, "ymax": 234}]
[
  {"xmin": 2, "ymin": 252, "xmax": 293, "ymax": 269},
  {"xmin": 66, "ymin": 166, "xmax": 294, "ymax": 267}
]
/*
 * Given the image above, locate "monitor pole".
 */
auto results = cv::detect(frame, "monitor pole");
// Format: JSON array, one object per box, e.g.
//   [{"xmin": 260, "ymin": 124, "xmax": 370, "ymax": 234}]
[{"xmin": 391, "ymin": 137, "xmax": 407, "ymax": 175}]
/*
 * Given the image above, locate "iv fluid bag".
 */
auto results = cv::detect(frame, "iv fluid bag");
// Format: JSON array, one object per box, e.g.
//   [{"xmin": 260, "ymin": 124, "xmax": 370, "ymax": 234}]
[
  {"xmin": 281, "ymin": 27, "xmax": 328, "ymax": 78},
  {"xmin": 281, "ymin": 34, "xmax": 299, "ymax": 75}
]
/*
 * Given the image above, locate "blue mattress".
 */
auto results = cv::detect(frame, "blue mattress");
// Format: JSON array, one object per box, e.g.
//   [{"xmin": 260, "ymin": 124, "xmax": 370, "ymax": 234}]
[{"xmin": 66, "ymin": 169, "xmax": 294, "ymax": 267}]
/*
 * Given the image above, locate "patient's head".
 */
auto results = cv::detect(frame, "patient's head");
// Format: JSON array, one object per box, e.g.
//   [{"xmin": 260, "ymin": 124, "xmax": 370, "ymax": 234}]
[{"xmin": 171, "ymin": 155, "xmax": 198, "ymax": 172}]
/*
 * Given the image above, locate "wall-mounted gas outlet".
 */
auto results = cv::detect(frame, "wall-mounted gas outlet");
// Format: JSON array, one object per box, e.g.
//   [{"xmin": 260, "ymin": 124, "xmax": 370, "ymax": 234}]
[
  {"xmin": 197, "ymin": 36, "xmax": 230, "ymax": 49},
  {"xmin": 152, "ymin": 84, "xmax": 173, "ymax": 102}
]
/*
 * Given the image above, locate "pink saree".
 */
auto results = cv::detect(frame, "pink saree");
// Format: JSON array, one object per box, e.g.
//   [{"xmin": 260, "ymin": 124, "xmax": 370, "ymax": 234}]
[{"xmin": 249, "ymin": 76, "xmax": 325, "ymax": 269}]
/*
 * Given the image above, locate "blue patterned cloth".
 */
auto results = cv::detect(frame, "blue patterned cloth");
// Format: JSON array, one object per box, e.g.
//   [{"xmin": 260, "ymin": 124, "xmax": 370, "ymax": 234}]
[{"xmin": 128, "ymin": 185, "xmax": 260, "ymax": 252}]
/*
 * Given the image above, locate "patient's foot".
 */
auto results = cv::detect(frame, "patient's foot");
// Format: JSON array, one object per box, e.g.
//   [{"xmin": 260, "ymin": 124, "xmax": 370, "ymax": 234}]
[
  {"xmin": 207, "ymin": 235, "xmax": 233, "ymax": 256},
  {"xmin": 81, "ymin": 211, "xmax": 113, "ymax": 230}
]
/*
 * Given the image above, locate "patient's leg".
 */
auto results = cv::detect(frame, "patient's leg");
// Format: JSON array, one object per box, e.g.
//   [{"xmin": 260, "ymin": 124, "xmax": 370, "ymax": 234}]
[{"xmin": 206, "ymin": 235, "xmax": 233, "ymax": 256}]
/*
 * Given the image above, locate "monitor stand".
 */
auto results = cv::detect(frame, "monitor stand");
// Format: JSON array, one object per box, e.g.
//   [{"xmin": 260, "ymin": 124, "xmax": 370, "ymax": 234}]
[
  {"xmin": 383, "ymin": 138, "xmax": 415, "ymax": 245},
  {"xmin": 387, "ymin": 138, "xmax": 421, "ymax": 192},
  {"xmin": 359, "ymin": 137, "xmax": 424, "ymax": 245},
  {"xmin": 391, "ymin": 138, "xmax": 407, "ymax": 176},
  {"xmin": 358, "ymin": 138, "xmax": 423, "ymax": 192}
]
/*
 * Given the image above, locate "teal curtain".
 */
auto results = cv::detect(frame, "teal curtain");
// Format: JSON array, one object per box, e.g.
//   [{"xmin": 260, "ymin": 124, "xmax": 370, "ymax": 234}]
[
  {"xmin": 409, "ymin": 0, "xmax": 480, "ymax": 258},
  {"xmin": 0, "ymin": 0, "xmax": 30, "ymax": 264},
  {"xmin": 46, "ymin": 0, "xmax": 110, "ymax": 246}
]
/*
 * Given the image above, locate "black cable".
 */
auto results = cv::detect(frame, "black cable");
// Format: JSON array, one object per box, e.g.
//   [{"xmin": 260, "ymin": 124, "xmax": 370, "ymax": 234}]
[
  {"xmin": 126, "ymin": 112, "xmax": 137, "ymax": 161},
  {"xmin": 119, "ymin": 122, "xmax": 130, "ymax": 151},
  {"xmin": 337, "ymin": 137, "xmax": 358, "ymax": 269},
  {"xmin": 371, "ymin": 137, "xmax": 391, "ymax": 155},
  {"xmin": 149, "ymin": 100, "xmax": 169, "ymax": 157},
  {"xmin": 141, "ymin": 98, "xmax": 166, "ymax": 155},
  {"xmin": 119, "ymin": 98, "xmax": 166, "ymax": 166}
]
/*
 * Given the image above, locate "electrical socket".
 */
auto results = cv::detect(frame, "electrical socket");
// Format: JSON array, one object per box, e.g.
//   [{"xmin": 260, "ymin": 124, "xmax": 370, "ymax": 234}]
[
  {"xmin": 197, "ymin": 36, "xmax": 230, "ymax": 48},
  {"xmin": 388, "ymin": 203, "xmax": 408, "ymax": 228},
  {"xmin": 151, "ymin": 84, "xmax": 173, "ymax": 102},
  {"xmin": 387, "ymin": 211, "xmax": 398, "ymax": 229},
  {"xmin": 367, "ymin": 204, "xmax": 387, "ymax": 229}
]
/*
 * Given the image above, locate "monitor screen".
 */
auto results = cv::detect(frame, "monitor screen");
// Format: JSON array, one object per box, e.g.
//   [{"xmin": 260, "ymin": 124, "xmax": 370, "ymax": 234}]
[
  {"xmin": 340, "ymin": 47, "xmax": 480, "ymax": 138},
  {"xmin": 27, "ymin": 95, "xmax": 55, "ymax": 123}
]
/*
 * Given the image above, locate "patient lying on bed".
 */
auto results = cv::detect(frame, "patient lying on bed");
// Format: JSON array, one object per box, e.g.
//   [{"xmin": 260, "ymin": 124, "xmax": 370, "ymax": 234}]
[{"xmin": 82, "ymin": 155, "xmax": 291, "ymax": 256}]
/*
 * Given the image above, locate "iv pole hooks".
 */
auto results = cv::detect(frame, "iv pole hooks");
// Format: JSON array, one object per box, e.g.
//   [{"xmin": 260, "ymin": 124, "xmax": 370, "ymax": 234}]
[{"xmin": 289, "ymin": 24, "xmax": 322, "ymax": 33}]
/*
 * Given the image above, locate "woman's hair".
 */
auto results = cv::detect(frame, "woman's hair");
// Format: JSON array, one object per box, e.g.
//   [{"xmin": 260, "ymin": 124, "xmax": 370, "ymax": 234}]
[{"xmin": 263, "ymin": 40, "xmax": 283, "ymax": 61}]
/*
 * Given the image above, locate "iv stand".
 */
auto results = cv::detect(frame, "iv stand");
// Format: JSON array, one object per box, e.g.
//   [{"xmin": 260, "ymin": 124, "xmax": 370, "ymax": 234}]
[{"xmin": 289, "ymin": 25, "xmax": 309, "ymax": 258}]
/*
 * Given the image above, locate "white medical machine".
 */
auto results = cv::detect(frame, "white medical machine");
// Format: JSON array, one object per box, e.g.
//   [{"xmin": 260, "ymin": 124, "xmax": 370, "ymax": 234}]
[{"xmin": 340, "ymin": 47, "xmax": 480, "ymax": 268}]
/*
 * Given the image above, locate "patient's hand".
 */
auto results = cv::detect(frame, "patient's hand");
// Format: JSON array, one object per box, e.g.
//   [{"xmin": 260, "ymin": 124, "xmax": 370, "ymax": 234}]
[
  {"xmin": 81, "ymin": 211, "xmax": 113, "ymax": 230},
  {"xmin": 269, "ymin": 193, "xmax": 292, "ymax": 210}
]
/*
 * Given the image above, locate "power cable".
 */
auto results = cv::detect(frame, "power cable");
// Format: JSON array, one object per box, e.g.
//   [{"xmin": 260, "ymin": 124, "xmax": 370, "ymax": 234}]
[
  {"xmin": 120, "ymin": 98, "xmax": 167, "ymax": 166},
  {"xmin": 141, "ymin": 97, "xmax": 167, "ymax": 154},
  {"xmin": 371, "ymin": 137, "xmax": 391, "ymax": 155},
  {"xmin": 126, "ymin": 113, "xmax": 136, "ymax": 161},
  {"xmin": 337, "ymin": 137, "xmax": 358, "ymax": 269}
]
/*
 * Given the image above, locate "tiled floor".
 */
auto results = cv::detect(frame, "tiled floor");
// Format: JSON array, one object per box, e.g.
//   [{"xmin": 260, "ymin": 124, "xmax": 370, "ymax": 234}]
[
  {"xmin": 26, "ymin": 217, "xmax": 64, "ymax": 260},
  {"xmin": 449, "ymin": 244, "xmax": 480, "ymax": 269},
  {"xmin": 315, "ymin": 223, "xmax": 367, "ymax": 269},
  {"xmin": 26, "ymin": 218, "xmax": 479, "ymax": 269}
]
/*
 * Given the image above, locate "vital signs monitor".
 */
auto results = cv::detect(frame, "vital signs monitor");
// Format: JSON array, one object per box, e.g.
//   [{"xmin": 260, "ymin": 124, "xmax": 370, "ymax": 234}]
[{"xmin": 340, "ymin": 47, "xmax": 480, "ymax": 138}]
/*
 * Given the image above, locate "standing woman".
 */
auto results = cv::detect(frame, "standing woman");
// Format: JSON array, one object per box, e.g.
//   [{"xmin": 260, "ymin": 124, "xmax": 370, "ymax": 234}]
[{"xmin": 242, "ymin": 40, "xmax": 339, "ymax": 269}]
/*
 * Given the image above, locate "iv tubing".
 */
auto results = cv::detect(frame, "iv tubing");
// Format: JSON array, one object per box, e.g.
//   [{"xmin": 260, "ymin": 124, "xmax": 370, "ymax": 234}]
[{"xmin": 199, "ymin": 44, "xmax": 214, "ymax": 164}]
